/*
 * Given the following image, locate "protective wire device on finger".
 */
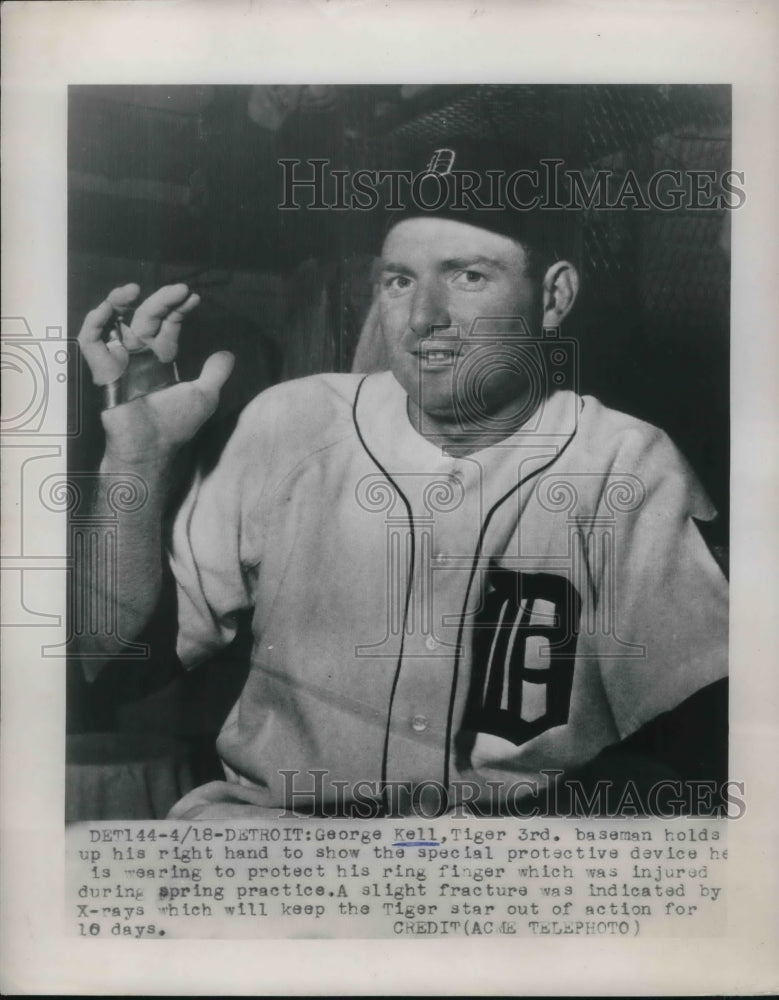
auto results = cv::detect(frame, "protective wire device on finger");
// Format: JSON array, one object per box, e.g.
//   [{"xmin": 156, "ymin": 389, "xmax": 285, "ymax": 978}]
[{"xmin": 101, "ymin": 315, "xmax": 180, "ymax": 409}]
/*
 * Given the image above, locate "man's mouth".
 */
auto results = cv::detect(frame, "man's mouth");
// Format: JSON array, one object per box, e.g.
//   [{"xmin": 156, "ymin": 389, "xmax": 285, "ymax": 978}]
[{"xmin": 413, "ymin": 342, "xmax": 461, "ymax": 367}]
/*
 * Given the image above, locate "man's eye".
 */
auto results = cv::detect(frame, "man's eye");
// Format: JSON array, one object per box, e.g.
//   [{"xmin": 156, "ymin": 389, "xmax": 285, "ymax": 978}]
[
  {"xmin": 452, "ymin": 269, "xmax": 487, "ymax": 290},
  {"xmin": 383, "ymin": 274, "xmax": 414, "ymax": 294}
]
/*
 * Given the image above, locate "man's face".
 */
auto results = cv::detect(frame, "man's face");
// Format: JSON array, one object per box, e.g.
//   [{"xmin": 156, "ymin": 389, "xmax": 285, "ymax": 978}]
[{"xmin": 378, "ymin": 217, "xmax": 539, "ymax": 427}]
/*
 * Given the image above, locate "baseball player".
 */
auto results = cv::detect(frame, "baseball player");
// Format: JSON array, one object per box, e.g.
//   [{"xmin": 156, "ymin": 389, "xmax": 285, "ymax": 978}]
[{"xmin": 76, "ymin": 141, "xmax": 728, "ymax": 819}]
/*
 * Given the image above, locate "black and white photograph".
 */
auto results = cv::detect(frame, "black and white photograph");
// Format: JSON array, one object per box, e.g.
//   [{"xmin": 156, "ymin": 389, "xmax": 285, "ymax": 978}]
[
  {"xmin": 66, "ymin": 82, "xmax": 731, "ymax": 823},
  {"xmin": 2, "ymin": 1, "xmax": 778, "ymax": 994}
]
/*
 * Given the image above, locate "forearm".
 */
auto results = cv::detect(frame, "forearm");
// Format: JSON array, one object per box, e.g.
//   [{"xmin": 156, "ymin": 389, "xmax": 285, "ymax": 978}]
[
  {"xmin": 73, "ymin": 281, "xmax": 234, "ymax": 674},
  {"xmin": 75, "ymin": 450, "xmax": 176, "ymax": 672}
]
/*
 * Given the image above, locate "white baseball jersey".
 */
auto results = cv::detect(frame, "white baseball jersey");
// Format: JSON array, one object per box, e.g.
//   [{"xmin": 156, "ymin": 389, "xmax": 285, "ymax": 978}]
[{"xmin": 167, "ymin": 370, "xmax": 727, "ymax": 819}]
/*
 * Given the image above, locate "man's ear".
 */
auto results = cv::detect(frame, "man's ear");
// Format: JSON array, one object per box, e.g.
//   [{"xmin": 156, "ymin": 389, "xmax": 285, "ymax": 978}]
[{"xmin": 541, "ymin": 261, "xmax": 579, "ymax": 328}]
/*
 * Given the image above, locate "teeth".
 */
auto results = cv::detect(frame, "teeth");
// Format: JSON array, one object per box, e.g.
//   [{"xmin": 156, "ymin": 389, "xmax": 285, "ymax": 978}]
[{"xmin": 424, "ymin": 350, "xmax": 453, "ymax": 364}]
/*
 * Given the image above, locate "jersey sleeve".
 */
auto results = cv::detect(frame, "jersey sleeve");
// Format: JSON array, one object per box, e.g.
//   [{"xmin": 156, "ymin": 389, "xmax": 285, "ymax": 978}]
[
  {"xmin": 588, "ymin": 427, "xmax": 728, "ymax": 740},
  {"xmin": 168, "ymin": 392, "xmax": 277, "ymax": 669}
]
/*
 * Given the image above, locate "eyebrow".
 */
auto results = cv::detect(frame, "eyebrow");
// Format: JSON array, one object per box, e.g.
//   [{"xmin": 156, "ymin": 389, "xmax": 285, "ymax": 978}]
[
  {"xmin": 440, "ymin": 256, "xmax": 508, "ymax": 272},
  {"xmin": 374, "ymin": 255, "xmax": 508, "ymax": 281},
  {"xmin": 375, "ymin": 260, "xmax": 415, "ymax": 280}
]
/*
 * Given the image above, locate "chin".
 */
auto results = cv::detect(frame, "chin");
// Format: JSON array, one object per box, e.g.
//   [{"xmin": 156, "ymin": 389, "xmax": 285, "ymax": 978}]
[{"xmin": 417, "ymin": 399, "xmax": 461, "ymax": 425}]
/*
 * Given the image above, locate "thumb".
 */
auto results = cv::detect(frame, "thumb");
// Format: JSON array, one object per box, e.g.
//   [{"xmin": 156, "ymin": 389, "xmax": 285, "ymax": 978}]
[{"xmin": 196, "ymin": 351, "xmax": 235, "ymax": 401}]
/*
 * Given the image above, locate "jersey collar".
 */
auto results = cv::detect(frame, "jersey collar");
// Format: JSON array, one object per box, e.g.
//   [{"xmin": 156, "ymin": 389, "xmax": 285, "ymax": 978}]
[{"xmin": 353, "ymin": 371, "xmax": 582, "ymax": 507}]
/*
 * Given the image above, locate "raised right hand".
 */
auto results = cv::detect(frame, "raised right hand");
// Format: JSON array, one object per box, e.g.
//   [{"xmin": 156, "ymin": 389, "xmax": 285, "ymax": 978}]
[{"xmin": 78, "ymin": 283, "xmax": 235, "ymax": 465}]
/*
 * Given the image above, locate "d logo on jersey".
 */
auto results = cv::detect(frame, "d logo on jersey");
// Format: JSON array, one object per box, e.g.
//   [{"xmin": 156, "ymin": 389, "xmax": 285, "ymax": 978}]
[{"xmin": 463, "ymin": 569, "xmax": 582, "ymax": 745}]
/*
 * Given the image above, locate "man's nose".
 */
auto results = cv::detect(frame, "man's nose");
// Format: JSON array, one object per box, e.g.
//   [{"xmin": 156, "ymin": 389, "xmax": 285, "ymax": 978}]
[{"xmin": 408, "ymin": 279, "xmax": 450, "ymax": 337}]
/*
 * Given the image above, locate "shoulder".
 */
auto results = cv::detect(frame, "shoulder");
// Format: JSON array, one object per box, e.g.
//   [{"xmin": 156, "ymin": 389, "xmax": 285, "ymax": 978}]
[
  {"xmin": 570, "ymin": 395, "xmax": 715, "ymax": 516},
  {"xmin": 576, "ymin": 395, "xmax": 665, "ymax": 449},
  {"xmin": 241, "ymin": 372, "xmax": 364, "ymax": 422},
  {"xmin": 575, "ymin": 395, "xmax": 685, "ymax": 469},
  {"xmin": 185, "ymin": 373, "xmax": 370, "ymax": 514},
  {"xmin": 231, "ymin": 372, "xmax": 365, "ymax": 452}
]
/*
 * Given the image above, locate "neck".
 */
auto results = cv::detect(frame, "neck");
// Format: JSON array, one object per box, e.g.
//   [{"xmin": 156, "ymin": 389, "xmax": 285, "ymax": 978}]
[{"xmin": 406, "ymin": 390, "xmax": 540, "ymax": 458}]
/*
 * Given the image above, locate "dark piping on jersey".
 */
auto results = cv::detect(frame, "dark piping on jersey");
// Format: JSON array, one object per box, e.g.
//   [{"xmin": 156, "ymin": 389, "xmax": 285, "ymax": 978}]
[
  {"xmin": 445, "ymin": 427, "xmax": 579, "ymax": 799},
  {"xmin": 352, "ymin": 376, "xmax": 417, "ymax": 815},
  {"xmin": 354, "ymin": 376, "xmax": 581, "ymax": 816}
]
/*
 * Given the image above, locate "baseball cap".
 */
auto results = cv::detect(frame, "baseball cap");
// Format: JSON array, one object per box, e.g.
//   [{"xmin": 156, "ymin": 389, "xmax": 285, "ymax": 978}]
[{"xmin": 381, "ymin": 136, "xmax": 566, "ymax": 267}]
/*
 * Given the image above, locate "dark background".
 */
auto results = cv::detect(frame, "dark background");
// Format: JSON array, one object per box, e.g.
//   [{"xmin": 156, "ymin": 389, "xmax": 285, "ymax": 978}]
[{"xmin": 67, "ymin": 85, "xmax": 731, "ymax": 792}]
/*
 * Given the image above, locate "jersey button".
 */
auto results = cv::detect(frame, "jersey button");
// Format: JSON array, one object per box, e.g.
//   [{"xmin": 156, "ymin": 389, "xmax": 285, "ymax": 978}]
[
  {"xmin": 411, "ymin": 714, "xmax": 429, "ymax": 733},
  {"xmin": 425, "ymin": 635, "xmax": 439, "ymax": 651}
]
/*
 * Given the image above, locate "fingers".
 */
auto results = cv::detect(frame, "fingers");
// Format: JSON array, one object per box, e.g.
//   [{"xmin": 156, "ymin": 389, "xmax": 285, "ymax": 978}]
[
  {"xmin": 127, "ymin": 283, "xmax": 196, "ymax": 353},
  {"xmin": 104, "ymin": 337, "xmax": 130, "ymax": 374},
  {"xmin": 78, "ymin": 284, "xmax": 140, "ymax": 384},
  {"xmin": 105, "ymin": 283, "xmax": 142, "ymax": 312},
  {"xmin": 78, "ymin": 283, "xmax": 140, "ymax": 347},
  {"xmin": 151, "ymin": 292, "xmax": 200, "ymax": 362},
  {"xmin": 78, "ymin": 282, "xmax": 201, "ymax": 387},
  {"xmin": 195, "ymin": 351, "xmax": 235, "ymax": 407}
]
